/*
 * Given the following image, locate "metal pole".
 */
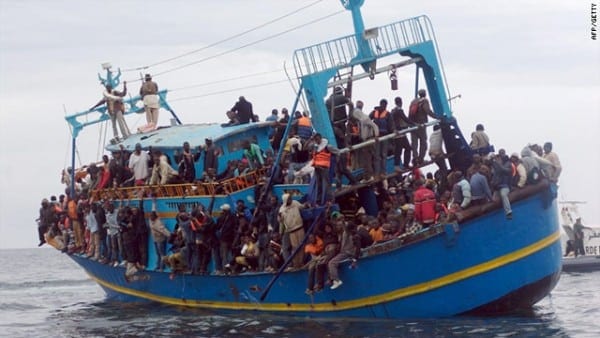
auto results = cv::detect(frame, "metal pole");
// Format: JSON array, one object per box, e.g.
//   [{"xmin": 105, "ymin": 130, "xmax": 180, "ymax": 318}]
[
  {"xmin": 338, "ymin": 120, "xmax": 439, "ymax": 154},
  {"xmin": 70, "ymin": 136, "xmax": 76, "ymax": 198}
]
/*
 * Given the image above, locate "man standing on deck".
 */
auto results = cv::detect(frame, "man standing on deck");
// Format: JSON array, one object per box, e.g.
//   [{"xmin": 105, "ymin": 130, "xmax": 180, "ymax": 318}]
[
  {"xmin": 350, "ymin": 101, "xmax": 378, "ymax": 183},
  {"xmin": 408, "ymin": 89, "xmax": 437, "ymax": 165},
  {"xmin": 278, "ymin": 193, "xmax": 305, "ymax": 269},
  {"xmin": 230, "ymin": 96, "xmax": 253, "ymax": 124},
  {"xmin": 128, "ymin": 143, "xmax": 150, "ymax": 186},
  {"xmin": 90, "ymin": 82, "xmax": 131, "ymax": 142},
  {"xmin": 391, "ymin": 96, "xmax": 412, "ymax": 171},
  {"xmin": 139, "ymin": 74, "xmax": 160, "ymax": 130},
  {"xmin": 370, "ymin": 99, "xmax": 395, "ymax": 178}
]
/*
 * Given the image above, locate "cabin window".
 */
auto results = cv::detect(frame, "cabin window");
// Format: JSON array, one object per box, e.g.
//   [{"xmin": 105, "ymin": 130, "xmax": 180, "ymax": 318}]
[{"xmin": 228, "ymin": 136, "xmax": 258, "ymax": 153}]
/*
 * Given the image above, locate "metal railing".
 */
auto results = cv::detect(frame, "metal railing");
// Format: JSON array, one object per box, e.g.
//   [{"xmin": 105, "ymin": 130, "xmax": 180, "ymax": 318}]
[
  {"xmin": 293, "ymin": 16, "xmax": 432, "ymax": 78},
  {"xmin": 89, "ymin": 168, "xmax": 267, "ymax": 200}
]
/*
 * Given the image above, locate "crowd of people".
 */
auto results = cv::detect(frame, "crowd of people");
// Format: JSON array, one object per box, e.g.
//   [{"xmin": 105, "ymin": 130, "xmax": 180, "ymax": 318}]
[{"xmin": 40, "ymin": 87, "xmax": 563, "ymax": 290}]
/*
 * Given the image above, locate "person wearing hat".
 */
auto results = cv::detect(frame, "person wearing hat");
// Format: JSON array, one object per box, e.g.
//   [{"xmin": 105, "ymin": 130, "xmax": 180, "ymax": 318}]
[
  {"xmin": 216, "ymin": 203, "xmax": 237, "ymax": 272},
  {"xmin": 408, "ymin": 88, "xmax": 437, "ymax": 165},
  {"xmin": 139, "ymin": 74, "xmax": 160, "ymax": 130}
]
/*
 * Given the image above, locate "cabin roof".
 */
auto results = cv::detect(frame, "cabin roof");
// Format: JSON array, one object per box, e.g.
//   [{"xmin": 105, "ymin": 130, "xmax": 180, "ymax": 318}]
[{"xmin": 105, "ymin": 122, "xmax": 271, "ymax": 152}]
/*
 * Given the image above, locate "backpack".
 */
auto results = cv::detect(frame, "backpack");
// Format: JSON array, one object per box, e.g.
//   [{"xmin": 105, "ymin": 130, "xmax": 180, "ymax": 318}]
[{"xmin": 409, "ymin": 100, "xmax": 422, "ymax": 117}]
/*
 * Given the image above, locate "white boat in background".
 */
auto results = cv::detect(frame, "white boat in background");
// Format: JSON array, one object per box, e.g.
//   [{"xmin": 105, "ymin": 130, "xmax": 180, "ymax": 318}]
[{"xmin": 560, "ymin": 201, "xmax": 600, "ymax": 272}]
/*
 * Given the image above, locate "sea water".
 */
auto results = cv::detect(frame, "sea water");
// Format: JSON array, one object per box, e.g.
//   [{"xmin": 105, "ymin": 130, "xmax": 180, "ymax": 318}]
[{"xmin": 0, "ymin": 249, "xmax": 598, "ymax": 338}]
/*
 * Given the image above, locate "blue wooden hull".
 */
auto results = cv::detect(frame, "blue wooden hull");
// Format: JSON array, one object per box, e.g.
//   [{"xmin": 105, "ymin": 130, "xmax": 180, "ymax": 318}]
[{"xmin": 70, "ymin": 190, "xmax": 561, "ymax": 318}]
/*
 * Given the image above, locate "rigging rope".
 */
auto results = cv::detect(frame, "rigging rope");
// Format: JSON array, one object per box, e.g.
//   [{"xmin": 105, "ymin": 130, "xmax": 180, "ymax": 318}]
[
  {"xmin": 169, "ymin": 79, "xmax": 289, "ymax": 102},
  {"xmin": 148, "ymin": 10, "xmax": 344, "ymax": 79},
  {"xmin": 169, "ymin": 68, "xmax": 285, "ymax": 92},
  {"xmin": 121, "ymin": 0, "xmax": 325, "ymax": 73}
]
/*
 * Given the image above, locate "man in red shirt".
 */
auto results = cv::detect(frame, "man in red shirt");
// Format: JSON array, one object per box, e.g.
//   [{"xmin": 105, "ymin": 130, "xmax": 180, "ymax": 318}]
[{"xmin": 413, "ymin": 179, "xmax": 437, "ymax": 227}]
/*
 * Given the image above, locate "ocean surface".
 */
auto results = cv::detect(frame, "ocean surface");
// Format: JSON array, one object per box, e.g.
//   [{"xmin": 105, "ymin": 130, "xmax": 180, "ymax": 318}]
[{"xmin": 0, "ymin": 249, "xmax": 598, "ymax": 338}]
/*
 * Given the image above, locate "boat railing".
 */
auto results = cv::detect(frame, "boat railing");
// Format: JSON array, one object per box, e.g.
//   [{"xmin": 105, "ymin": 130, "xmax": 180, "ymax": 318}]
[
  {"xmin": 338, "ymin": 120, "xmax": 439, "ymax": 155},
  {"xmin": 293, "ymin": 15, "xmax": 432, "ymax": 78},
  {"xmin": 89, "ymin": 168, "xmax": 267, "ymax": 200}
]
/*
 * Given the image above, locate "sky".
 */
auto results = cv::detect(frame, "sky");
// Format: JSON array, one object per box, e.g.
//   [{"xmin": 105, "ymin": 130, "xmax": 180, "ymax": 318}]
[{"xmin": 0, "ymin": 0, "xmax": 598, "ymax": 249}]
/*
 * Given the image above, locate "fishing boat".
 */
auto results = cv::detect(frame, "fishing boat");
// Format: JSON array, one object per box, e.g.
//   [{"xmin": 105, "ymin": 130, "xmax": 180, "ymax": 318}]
[
  {"xmin": 50, "ymin": 0, "xmax": 562, "ymax": 318},
  {"xmin": 559, "ymin": 202, "xmax": 600, "ymax": 273}
]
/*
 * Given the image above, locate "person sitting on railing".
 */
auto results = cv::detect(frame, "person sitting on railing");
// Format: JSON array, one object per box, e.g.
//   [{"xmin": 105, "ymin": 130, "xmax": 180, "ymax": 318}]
[
  {"xmin": 242, "ymin": 140, "xmax": 265, "ymax": 170},
  {"xmin": 174, "ymin": 142, "xmax": 201, "ymax": 183},
  {"xmin": 519, "ymin": 147, "xmax": 544, "ymax": 186},
  {"xmin": 490, "ymin": 152, "xmax": 513, "ymax": 220},
  {"xmin": 312, "ymin": 220, "xmax": 339, "ymax": 289},
  {"xmin": 510, "ymin": 153, "xmax": 529, "ymax": 190},
  {"xmin": 470, "ymin": 124, "xmax": 492, "ymax": 156},
  {"xmin": 149, "ymin": 150, "xmax": 181, "ymax": 185},
  {"xmin": 469, "ymin": 166, "xmax": 493, "ymax": 206},
  {"xmin": 542, "ymin": 142, "xmax": 562, "ymax": 183},
  {"xmin": 230, "ymin": 96, "xmax": 253, "ymax": 124},
  {"xmin": 448, "ymin": 171, "xmax": 472, "ymax": 213},
  {"xmin": 408, "ymin": 89, "xmax": 438, "ymax": 165},
  {"xmin": 328, "ymin": 219, "xmax": 360, "ymax": 290},
  {"xmin": 304, "ymin": 233, "xmax": 324, "ymax": 295}
]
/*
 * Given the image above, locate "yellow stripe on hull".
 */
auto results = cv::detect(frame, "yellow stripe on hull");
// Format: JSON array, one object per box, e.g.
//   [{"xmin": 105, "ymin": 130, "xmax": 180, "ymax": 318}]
[{"xmin": 87, "ymin": 230, "xmax": 561, "ymax": 312}]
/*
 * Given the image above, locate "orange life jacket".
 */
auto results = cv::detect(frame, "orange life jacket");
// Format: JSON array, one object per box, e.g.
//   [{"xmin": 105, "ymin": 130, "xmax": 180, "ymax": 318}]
[
  {"xmin": 313, "ymin": 148, "xmax": 331, "ymax": 168},
  {"xmin": 298, "ymin": 116, "xmax": 311, "ymax": 127}
]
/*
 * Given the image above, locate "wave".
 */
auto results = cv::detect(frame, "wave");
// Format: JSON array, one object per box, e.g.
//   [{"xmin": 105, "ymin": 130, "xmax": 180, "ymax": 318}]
[
  {"xmin": 0, "ymin": 279, "xmax": 92, "ymax": 291},
  {"xmin": 0, "ymin": 302, "xmax": 44, "ymax": 311}
]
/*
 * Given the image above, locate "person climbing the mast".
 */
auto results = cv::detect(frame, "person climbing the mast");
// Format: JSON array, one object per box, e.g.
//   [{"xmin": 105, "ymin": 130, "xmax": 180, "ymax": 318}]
[
  {"xmin": 90, "ymin": 81, "xmax": 131, "ymax": 142},
  {"xmin": 139, "ymin": 74, "xmax": 160, "ymax": 132}
]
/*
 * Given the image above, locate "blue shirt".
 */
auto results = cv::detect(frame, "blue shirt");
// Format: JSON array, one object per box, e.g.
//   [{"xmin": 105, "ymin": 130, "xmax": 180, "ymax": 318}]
[{"xmin": 470, "ymin": 172, "xmax": 492, "ymax": 201}]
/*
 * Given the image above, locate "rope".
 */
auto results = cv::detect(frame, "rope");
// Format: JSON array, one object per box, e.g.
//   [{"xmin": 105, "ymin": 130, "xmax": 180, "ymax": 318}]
[
  {"xmin": 149, "ymin": 10, "xmax": 344, "ymax": 79},
  {"xmin": 169, "ymin": 79, "xmax": 289, "ymax": 102},
  {"xmin": 169, "ymin": 68, "xmax": 285, "ymax": 92},
  {"xmin": 121, "ymin": 0, "xmax": 325, "ymax": 73}
]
